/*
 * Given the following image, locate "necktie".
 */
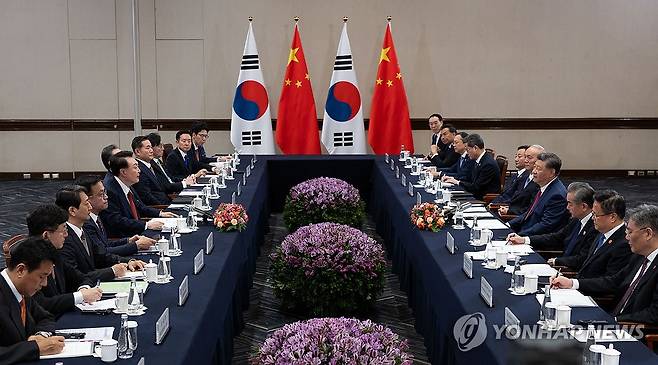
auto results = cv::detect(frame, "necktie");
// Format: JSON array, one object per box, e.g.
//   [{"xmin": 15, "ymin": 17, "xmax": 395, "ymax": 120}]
[
  {"xmin": 127, "ymin": 191, "xmax": 139, "ymax": 219},
  {"xmin": 199, "ymin": 145, "xmax": 206, "ymax": 159},
  {"xmin": 523, "ymin": 176, "xmax": 531, "ymax": 189},
  {"xmin": 80, "ymin": 231, "xmax": 91, "ymax": 256},
  {"xmin": 155, "ymin": 160, "xmax": 174, "ymax": 183},
  {"xmin": 524, "ymin": 191, "xmax": 542, "ymax": 221},
  {"xmin": 184, "ymin": 154, "xmax": 190, "ymax": 169},
  {"xmin": 459, "ymin": 156, "xmax": 465, "ymax": 168},
  {"xmin": 195, "ymin": 148, "xmax": 200, "ymax": 161},
  {"xmin": 613, "ymin": 259, "xmax": 650, "ymax": 315},
  {"xmin": 563, "ymin": 221, "xmax": 582, "ymax": 256},
  {"xmin": 96, "ymin": 218, "xmax": 106, "ymax": 238},
  {"xmin": 592, "ymin": 234, "xmax": 606, "ymax": 255},
  {"xmin": 20, "ymin": 297, "xmax": 26, "ymax": 327}
]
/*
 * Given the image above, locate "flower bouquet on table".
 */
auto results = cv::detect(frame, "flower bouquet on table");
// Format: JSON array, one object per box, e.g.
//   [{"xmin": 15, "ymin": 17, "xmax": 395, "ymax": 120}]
[
  {"xmin": 410, "ymin": 202, "xmax": 446, "ymax": 232},
  {"xmin": 251, "ymin": 317, "xmax": 413, "ymax": 365},
  {"xmin": 270, "ymin": 222, "xmax": 386, "ymax": 316},
  {"xmin": 283, "ymin": 177, "xmax": 365, "ymax": 231},
  {"xmin": 213, "ymin": 203, "xmax": 248, "ymax": 232}
]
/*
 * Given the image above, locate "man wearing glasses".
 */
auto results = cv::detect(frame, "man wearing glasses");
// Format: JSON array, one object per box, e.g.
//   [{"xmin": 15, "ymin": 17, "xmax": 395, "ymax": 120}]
[
  {"xmin": 190, "ymin": 121, "xmax": 216, "ymax": 170},
  {"xmin": 552, "ymin": 204, "xmax": 658, "ymax": 324}
]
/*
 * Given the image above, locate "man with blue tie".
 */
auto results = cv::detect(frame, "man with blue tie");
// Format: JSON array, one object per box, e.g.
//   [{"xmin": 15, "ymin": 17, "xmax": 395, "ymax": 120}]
[
  {"xmin": 508, "ymin": 152, "xmax": 570, "ymax": 235},
  {"xmin": 165, "ymin": 130, "xmax": 208, "ymax": 182},
  {"xmin": 442, "ymin": 134, "xmax": 501, "ymax": 200},
  {"xmin": 132, "ymin": 136, "xmax": 173, "ymax": 205},
  {"xmin": 432, "ymin": 132, "xmax": 474, "ymax": 182},
  {"xmin": 492, "ymin": 145, "xmax": 532, "ymax": 205},
  {"xmin": 508, "ymin": 182, "xmax": 599, "ymax": 262},
  {"xmin": 495, "ymin": 145, "xmax": 543, "ymax": 216}
]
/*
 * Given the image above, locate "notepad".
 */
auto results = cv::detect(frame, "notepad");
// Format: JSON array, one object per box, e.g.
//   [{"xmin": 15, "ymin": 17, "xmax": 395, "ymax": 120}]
[
  {"xmin": 76, "ymin": 299, "xmax": 116, "ymax": 312},
  {"xmin": 167, "ymin": 204, "xmax": 189, "ymax": 209},
  {"xmin": 114, "ymin": 270, "xmax": 145, "ymax": 281},
  {"xmin": 178, "ymin": 191, "xmax": 204, "ymax": 196},
  {"xmin": 40, "ymin": 341, "xmax": 95, "ymax": 359},
  {"xmin": 466, "ymin": 219, "xmax": 509, "ymax": 230},
  {"xmin": 535, "ymin": 289, "xmax": 598, "ymax": 308},
  {"xmin": 56, "ymin": 327, "xmax": 114, "ymax": 341},
  {"xmin": 100, "ymin": 281, "xmax": 148, "ymax": 294}
]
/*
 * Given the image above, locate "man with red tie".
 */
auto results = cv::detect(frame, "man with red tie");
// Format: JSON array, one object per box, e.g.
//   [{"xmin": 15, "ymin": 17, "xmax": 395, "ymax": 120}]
[
  {"xmin": 552, "ymin": 204, "xmax": 658, "ymax": 324},
  {"xmin": 0, "ymin": 237, "xmax": 65, "ymax": 363},
  {"xmin": 100, "ymin": 151, "xmax": 177, "ymax": 238}
]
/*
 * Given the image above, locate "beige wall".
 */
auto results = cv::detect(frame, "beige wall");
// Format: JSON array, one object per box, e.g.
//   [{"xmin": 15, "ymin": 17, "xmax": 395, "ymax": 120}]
[{"xmin": 1, "ymin": 0, "xmax": 657, "ymax": 172}]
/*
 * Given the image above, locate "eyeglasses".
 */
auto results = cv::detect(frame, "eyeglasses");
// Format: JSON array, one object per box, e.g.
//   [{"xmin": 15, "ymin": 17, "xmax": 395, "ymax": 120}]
[
  {"xmin": 198, "ymin": 133, "xmax": 209, "ymax": 139},
  {"xmin": 47, "ymin": 226, "xmax": 68, "ymax": 235},
  {"xmin": 625, "ymin": 227, "xmax": 650, "ymax": 236},
  {"xmin": 91, "ymin": 191, "xmax": 108, "ymax": 199},
  {"xmin": 593, "ymin": 212, "xmax": 613, "ymax": 218}
]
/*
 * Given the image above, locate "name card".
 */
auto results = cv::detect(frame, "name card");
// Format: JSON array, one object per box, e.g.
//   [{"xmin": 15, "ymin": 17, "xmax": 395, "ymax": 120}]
[
  {"xmin": 242, "ymin": 173, "xmax": 246, "ymax": 186},
  {"xmin": 237, "ymin": 182, "xmax": 242, "ymax": 196},
  {"xmin": 252, "ymin": 154, "xmax": 256, "ymax": 167},
  {"xmin": 246, "ymin": 165, "xmax": 251, "ymax": 178},
  {"xmin": 138, "ymin": 357, "xmax": 145, "ymax": 365},
  {"xmin": 504, "ymin": 307, "xmax": 520, "ymax": 329},
  {"xmin": 446, "ymin": 232, "xmax": 455, "ymax": 254},
  {"xmin": 407, "ymin": 181, "xmax": 414, "ymax": 197},
  {"xmin": 390, "ymin": 160, "xmax": 395, "ymax": 171},
  {"xmin": 401, "ymin": 174, "xmax": 406, "ymax": 187},
  {"xmin": 480, "ymin": 276, "xmax": 493, "ymax": 307},
  {"xmin": 416, "ymin": 192, "xmax": 422, "ymax": 206},
  {"xmin": 231, "ymin": 191, "xmax": 236, "ymax": 204},
  {"xmin": 463, "ymin": 253, "xmax": 473, "ymax": 278},
  {"xmin": 385, "ymin": 153, "xmax": 390, "ymax": 163},
  {"xmin": 205, "ymin": 232, "xmax": 214, "ymax": 254},
  {"xmin": 178, "ymin": 275, "xmax": 189, "ymax": 306},
  {"xmin": 155, "ymin": 308, "xmax": 170, "ymax": 345},
  {"xmin": 395, "ymin": 166, "xmax": 400, "ymax": 178},
  {"xmin": 194, "ymin": 249, "xmax": 205, "ymax": 274}
]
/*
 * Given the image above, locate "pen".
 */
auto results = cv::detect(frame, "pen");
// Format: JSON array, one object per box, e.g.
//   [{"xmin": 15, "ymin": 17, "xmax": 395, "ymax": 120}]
[{"xmin": 95, "ymin": 280, "xmax": 100, "ymax": 288}]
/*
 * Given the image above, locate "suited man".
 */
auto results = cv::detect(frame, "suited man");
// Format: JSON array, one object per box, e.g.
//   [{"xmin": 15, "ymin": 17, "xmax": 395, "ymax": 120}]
[
  {"xmin": 429, "ymin": 124, "xmax": 460, "ymax": 169},
  {"xmin": 56, "ymin": 185, "xmax": 145, "ymax": 277},
  {"xmin": 495, "ymin": 145, "xmax": 543, "ymax": 216},
  {"xmin": 190, "ymin": 121, "xmax": 218, "ymax": 169},
  {"xmin": 492, "ymin": 145, "xmax": 533, "ymax": 205},
  {"xmin": 166, "ymin": 130, "xmax": 209, "ymax": 182},
  {"xmin": 443, "ymin": 134, "xmax": 501, "ymax": 201},
  {"xmin": 0, "ymin": 237, "xmax": 64, "ymax": 363},
  {"xmin": 100, "ymin": 144, "xmax": 121, "ymax": 188},
  {"xmin": 427, "ymin": 113, "xmax": 448, "ymax": 156},
  {"xmin": 146, "ymin": 133, "xmax": 195, "ymax": 194},
  {"xmin": 433, "ymin": 132, "xmax": 475, "ymax": 182},
  {"xmin": 508, "ymin": 182, "xmax": 598, "ymax": 260},
  {"xmin": 100, "ymin": 151, "xmax": 176, "ymax": 237},
  {"xmin": 23, "ymin": 205, "xmax": 102, "ymax": 317},
  {"xmin": 132, "ymin": 136, "xmax": 172, "ymax": 205},
  {"xmin": 75, "ymin": 175, "xmax": 155, "ymax": 257},
  {"xmin": 552, "ymin": 205, "xmax": 658, "ymax": 324},
  {"xmin": 509, "ymin": 152, "xmax": 569, "ymax": 236}
]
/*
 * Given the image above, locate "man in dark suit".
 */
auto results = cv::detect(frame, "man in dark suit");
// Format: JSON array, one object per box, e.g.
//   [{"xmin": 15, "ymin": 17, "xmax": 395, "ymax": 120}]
[
  {"xmin": 495, "ymin": 145, "xmax": 542, "ymax": 216},
  {"xmin": 56, "ymin": 185, "xmax": 145, "ymax": 277},
  {"xmin": 552, "ymin": 204, "xmax": 658, "ymax": 324},
  {"xmin": 443, "ymin": 134, "xmax": 501, "ymax": 200},
  {"xmin": 0, "ymin": 237, "xmax": 64, "ymax": 363},
  {"xmin": 100, "ymin": 151, "xmax": 176, "ymax": 237},
  {"xmin": 166, "ymin": 130, "xmax": 209, "ymax": 182},
  {"xmin": 190, "ymin": 121, "xmax": 218, "ymax": 169},
  {"xmin": 132, "ymin": 135, "xmax": 173, "ymax": 205},
  {"xmin": 23, "ymin": 205, "xmax": 102, "ymax": 317},
  {"xmin": 508, "ymin": 182, "xmax": 598, "ymax": 259},
  {"xmin": 75, "ymin": 175, "xmax": 155, "ymax": 257},
  {"xmin": 492, "ymin": 144, "xmax": 533, "ymax": 205},
  {"xmin": 433, "ymin": 132, "xmax": 475, "ymax": 182},
  {"xmin": 429, "ymin": 124, "xmax": 460, "ymax": 169},
  {"xmin": 426, "ymin": 113, "xmax": 448, "ymax": 158},
  {"xmin": 509, "ymin": 152, "xmax": 569, "ymax": 236},
  {"xmin": 100, "ymin": 144, "xmax": 121, "ymax": 187},
  {"xmin": 146, "ymin": 133, "xmax": 195, "ymax": 195}
]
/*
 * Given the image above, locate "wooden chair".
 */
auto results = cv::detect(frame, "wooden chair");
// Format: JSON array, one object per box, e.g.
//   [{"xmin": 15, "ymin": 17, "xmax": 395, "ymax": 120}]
[
  {"xmin": 2, "ymin": 234, "xmax": 28, "ymax": 265},
  {"xmin": 162, "ymin": 143, "xmax": 174, "ymax": 163}
]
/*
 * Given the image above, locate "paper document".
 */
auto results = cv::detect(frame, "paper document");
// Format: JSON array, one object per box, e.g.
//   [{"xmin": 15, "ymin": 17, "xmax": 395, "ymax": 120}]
[
  {"xmin": 191, "ymin": 184, "xmax": 208, "ymax": 188},
  {"xmin": 151, "ymin": 218, "xmax": 179, "ymax": 227},
  {"xmin": 100, "ymin": 281, "xmax": 148, "ymax": 294},
  {"xmin": 506, "ymin": 264, "xmax": 557, "ymax": 277},
  {"xmin": 114, "ymin": 270, "xmax": 145, "ymax": 281},
  {"xmin": 167, "ymin": 204, "xmax": 189, "ymax": 209},
  {"xmin": 76, "ymin": 299, "xmax": 116, "ymax": 312},
  {"xmin": 569, "ymin": 328, "xmax": 637, "ymax": 343},
  {"xmin": 178, "ymin": 191, "xmax": 204, "ymax": 196},
  {"xmin": 535, "ymin": 289, "xmax": 598, "ymax": 308},
  {"xmin": 466, "ymin": 219, "xmax": 509, "ymax": 230},
  {"xmin": 463, "ymin": 212, "xmax": 494, "ymax": 218},
  {"xmin": 56, "ymin": 327, "xmax": 114, "ymax": 341},
  {"xmin": 503, "ymin": 244, "xmax": 534, "ymax": 256},
  {"xmin": 464, "ymin": 207, "xmax": 488, "ymax": 213},
  {"xmin": 40, "ymin": 341, "xmax": 95, "ymax": 359}
]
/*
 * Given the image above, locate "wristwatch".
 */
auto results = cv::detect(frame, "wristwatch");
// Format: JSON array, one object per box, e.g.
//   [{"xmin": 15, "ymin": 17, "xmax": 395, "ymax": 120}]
[{"xmin": 34, "ymin": 331, "xmax": 52, "ymax": 338}]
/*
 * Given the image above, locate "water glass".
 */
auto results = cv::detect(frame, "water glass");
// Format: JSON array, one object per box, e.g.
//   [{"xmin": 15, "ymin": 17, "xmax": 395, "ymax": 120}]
[
  {"xmin": 545, "ymin": 303, "xmax": 558, "ymax": 329},
  {"xmin": 127, "ymin": 321, "xmax": 138, "ymax": 351},
  {"xmin": 513, "ymin": 272, "xmax": 525, "ymax": 294},
  {"xmin": 454, "ymin": 211, "xmax": 465, "ymax": 229}
]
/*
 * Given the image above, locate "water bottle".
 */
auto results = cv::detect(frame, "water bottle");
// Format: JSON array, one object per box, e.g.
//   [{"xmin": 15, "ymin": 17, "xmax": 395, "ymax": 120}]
[
  {"xmin": 539, "ymin": 284, "xmax": 552, "ymax": 322},
  {"xmin": 470, "ymin": 216, "xmax": 479, "ymax": 243},
  {"xmin": 510, "ymin": 256, "xmax": 521, "ymax": 289},
  {"xmin": 202, "ymin": 187, "xmax": 211, "ymax": 208},
  {"xmin": 582, "ymin": 324, "xmax": 597, "ymax": 364},
  {"xmin": 156, "ymin": 252, "xmax": 169, "ymax": 283},
  {"xmin": 186, "ymin": 210, "xmax": 197, "ymax": 230},
  {"xmin": 127, "ymin": 277, "xmax": 140, "ymax": 314},
  {"xmin": 117, "ymin": 314, "xmax": 133, "ymax": 359}
]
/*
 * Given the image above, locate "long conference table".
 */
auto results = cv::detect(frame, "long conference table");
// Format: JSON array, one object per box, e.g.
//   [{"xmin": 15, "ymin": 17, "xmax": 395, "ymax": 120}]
[{"xmin": 25, "ymin": 156, "xmax": 658, "ymax": 364}]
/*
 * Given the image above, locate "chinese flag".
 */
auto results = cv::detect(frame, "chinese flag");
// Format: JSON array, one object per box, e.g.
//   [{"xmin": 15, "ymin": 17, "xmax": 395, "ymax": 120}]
[
  {"xmin": 368, "ymin": 21, "xmax": 414, "ymax": 154},
  {"xmin": 276, "ymin": 23, "xmax": 321, "ymax": 154}
]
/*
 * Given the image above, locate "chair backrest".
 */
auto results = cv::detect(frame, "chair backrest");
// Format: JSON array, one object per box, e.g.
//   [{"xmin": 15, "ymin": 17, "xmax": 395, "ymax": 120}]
[
  {"xmin": 2, "ymin": 234, "xmax": 28, "ymax": 265},
  {"xmin": 495, "ymin": 156, "xmax": 509, "ymax": 190},
  {"xmin": 162, "ymin": 143, "xmax": 174, "ymax": 163},
  {"xmin": 485, "ymin": 148, "xmax": 496, "ymax": 158}
]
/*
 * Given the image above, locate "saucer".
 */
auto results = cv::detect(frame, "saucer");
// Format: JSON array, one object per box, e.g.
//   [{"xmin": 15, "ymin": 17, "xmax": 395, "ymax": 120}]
[{"xmin": 178, "ymin": 228, "xmax": 193, "ymax": 234}]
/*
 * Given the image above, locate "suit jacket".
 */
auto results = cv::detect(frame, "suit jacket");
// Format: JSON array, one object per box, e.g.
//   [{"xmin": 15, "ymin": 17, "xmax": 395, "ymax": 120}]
[
  {"xmin": 493, "ymin": 170, "xmax": 530, "ymax": 205},
  {"xmin": 552, "ymin": 217, "xmax": 598, "ymax": 268},
  {"xmin": 430, "ymin": 143, "xmax": 460, "ymax": 169},
  {"xmin": 509, "ymin": 178, "xmax": 569, "ymax": 236},
  {"xmin": 32, "ymin": 253, "xmax": 94, "ymax": 317},
  {"xmin": 133, "ymin": 160, "xmax": 171, "ymax": 205},
  {"xmin": 507, "ymin": 180, "xmax": 540, "ymax": 216},
  {"xmin": 165, "ymin": 148, "xmax": 200, "ymax": 182},
  {"xmin": 59, "ymin": 224, "xmax": 124, "ymax": 279},
  {"xmin": 575, "ymin": 226, "xmax": 632, "ymax": 279},
  {"xmin": 441, "ymin": 154, "xmax": 475, "ymax": 182},
  {"xmin": 151, "ymin": 158, "xmax": 184, "ymax": 194},
  {"xmin": 458, "ymin": 152, "xmax": 501, "ymax": 201},
  {"xmin": 190, "ymin": 143, "xmax": 215, "ymax": 167},
  {"xmin": 579, "ymin": 254, "xmax": 658, "ymax": 324},
  {"xmin": 83, "ymin": 219, "xmax": 137, "ymax": 257},
  {"xmin": 0, "ymin": 276, "xmax": 55, "ymax": 364},
  {"xmin": 99, "ymin": 176, "xmax": 160, "ymax": 237}
]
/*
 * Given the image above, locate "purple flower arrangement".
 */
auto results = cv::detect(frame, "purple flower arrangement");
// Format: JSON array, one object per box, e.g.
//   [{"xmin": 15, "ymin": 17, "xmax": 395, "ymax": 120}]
[
  {"xmin": 270, "ymin": 223, "xmax": 386, "ymax": 316},
  {"xmin": 251, "ymin": 317, "xmax": 413, "ymax": 365},
  {"xmin": 283, "ymin": 177, "xmax": 365, "ymax": 231}
]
